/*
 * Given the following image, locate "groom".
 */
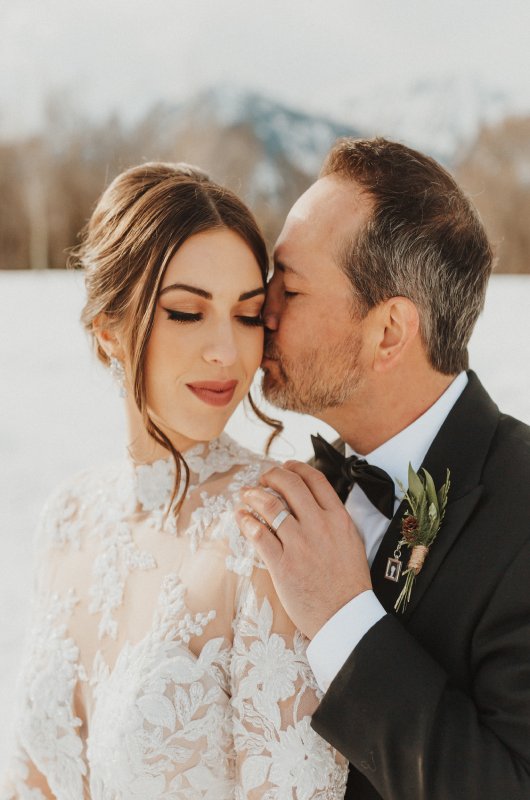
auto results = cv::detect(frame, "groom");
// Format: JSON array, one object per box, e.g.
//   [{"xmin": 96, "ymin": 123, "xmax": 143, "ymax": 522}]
[{"xmin": 237, "ymin": 138, "xmax": 530, "ymax": 798}]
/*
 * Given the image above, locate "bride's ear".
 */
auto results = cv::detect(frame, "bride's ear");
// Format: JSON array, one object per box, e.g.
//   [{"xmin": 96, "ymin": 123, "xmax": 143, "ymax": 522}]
[
  {"xmin": 92, "ymin": 313, "xmax": 126, "ymax": 363},
  {"xmin": 371, "ymin": 297, "xmax": 420, "ymax": 372}
]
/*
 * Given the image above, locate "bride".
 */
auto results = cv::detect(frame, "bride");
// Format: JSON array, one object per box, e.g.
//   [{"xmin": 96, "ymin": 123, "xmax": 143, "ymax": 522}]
[{"xmin": 2, "ymin": 163, "xmax": 348, "ymax": 799}]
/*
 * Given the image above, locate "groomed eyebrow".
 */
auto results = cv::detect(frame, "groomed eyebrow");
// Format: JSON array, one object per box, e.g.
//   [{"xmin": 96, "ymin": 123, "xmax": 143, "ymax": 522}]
[{"xmin": 159, "ymin": 283, "xmax": 265, "ymax": 301}]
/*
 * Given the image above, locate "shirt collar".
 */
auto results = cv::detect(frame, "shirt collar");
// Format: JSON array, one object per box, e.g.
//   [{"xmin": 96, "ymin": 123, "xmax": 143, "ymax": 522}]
[{"xmin": 345, "ymin": 371, "xmax": 468, "ymax": 500}]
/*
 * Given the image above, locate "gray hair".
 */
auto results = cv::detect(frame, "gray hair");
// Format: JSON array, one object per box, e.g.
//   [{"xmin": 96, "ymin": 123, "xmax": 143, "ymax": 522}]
[{"xmin": 323, "ymin": 138, "xmax": 494, "ymax": 374}]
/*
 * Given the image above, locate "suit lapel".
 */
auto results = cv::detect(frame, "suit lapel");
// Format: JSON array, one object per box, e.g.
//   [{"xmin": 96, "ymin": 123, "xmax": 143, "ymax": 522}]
[
  {"xmin": 402, "ymin": 485, "xmax": 484, "ymax": 615},
  {"xmin": 370, "ymin": 371, "xmax": 499, "ymax": 618},
  {"xmin": 370, "ymin": 498, "xmax": 408, "ymax": 612}
]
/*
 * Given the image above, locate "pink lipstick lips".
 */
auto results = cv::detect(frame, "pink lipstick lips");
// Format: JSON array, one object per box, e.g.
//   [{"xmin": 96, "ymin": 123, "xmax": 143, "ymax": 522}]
[{"xmin": 186, "ymin": 380, "xmax": 238, "ymax": 407}]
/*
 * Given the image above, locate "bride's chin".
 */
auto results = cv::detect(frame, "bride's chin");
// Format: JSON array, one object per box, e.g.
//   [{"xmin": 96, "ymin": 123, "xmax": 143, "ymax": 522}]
[{"xmin": 146, "ymin": 388, "xmax": 247, "ymax": 452}]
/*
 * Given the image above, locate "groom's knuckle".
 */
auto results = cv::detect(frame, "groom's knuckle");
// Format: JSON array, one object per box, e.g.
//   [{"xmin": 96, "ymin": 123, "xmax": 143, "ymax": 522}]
[
  {"xmin": 312, "ymin": 470, "xmax": 329, "ymax": 487},
  {"xmin": 263, "ymin": 494, "xmax": 279, "ymax": 515},
  {"xmin": 264, "ymin": 466, "xmax": 281, "ymax": 483},
  {"xmin": 285, "ymin": 460, "xmax": 303, "ymax": 474},
  {"xmin": 282, "ymin": 469, "xmax": 300, "ymax": 489}
]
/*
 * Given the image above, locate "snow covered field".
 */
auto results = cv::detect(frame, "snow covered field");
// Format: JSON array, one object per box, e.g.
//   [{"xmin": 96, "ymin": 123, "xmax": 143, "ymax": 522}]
[{"xmin": 1, "ymin": 270, "xmax": 529, "ymax": 772}]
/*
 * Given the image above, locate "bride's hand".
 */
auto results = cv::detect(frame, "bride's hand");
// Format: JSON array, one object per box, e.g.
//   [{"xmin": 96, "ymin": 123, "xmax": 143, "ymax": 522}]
[{"xmin": 236, "ymin": 461, "xmax": 372, "ymax": 640}]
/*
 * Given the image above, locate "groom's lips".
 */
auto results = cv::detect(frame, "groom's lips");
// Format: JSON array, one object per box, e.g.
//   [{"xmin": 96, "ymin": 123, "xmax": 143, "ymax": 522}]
[{"xmin": 186, "ymin": 380, "xmax": 238, "ymax": 407}]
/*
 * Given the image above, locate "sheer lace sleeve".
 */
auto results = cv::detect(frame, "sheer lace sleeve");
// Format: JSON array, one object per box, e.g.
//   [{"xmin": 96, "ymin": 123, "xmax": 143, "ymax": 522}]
[
  {"xmin": 2, "ymin": 744, "xmax": 54, "ymax": 800},
  {"xmin": 1, "ymin": 487, "xmax": 76, "ymax": 800},
  {"xmin": 230, "ymin": 564, "xmax": 348, "ymax": 800}
]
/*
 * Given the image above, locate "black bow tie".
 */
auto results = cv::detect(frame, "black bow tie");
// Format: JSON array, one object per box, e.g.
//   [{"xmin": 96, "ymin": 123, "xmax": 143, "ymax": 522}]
[{"xmin": 311, "ymin": 434, "xmax": 396, "ymax": 519}]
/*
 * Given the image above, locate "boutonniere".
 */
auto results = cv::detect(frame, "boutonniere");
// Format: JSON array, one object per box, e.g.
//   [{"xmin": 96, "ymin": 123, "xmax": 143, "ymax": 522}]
[{"xmin": 386, "ymin": 464, "xmax": 451, "ymax": 613}]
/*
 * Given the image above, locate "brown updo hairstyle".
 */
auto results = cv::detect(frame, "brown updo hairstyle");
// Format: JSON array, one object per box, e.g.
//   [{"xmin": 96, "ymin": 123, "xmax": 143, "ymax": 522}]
[{"xmin": 71, "ymin": 161, "xmax": 281, "ymax": 515}]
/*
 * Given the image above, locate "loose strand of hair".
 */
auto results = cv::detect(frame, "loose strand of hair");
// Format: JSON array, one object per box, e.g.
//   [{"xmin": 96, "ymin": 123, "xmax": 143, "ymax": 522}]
[
  {"xmin": 144, "ymin": 411, "xmax": 190, "ymax": 520},
  {"xmin": 131, "ymin": 322, "xmax": 190, "ymax": 522},
  {"xmin": 247, "ymin": 392, "xmax": 283, "ymax": 454}
]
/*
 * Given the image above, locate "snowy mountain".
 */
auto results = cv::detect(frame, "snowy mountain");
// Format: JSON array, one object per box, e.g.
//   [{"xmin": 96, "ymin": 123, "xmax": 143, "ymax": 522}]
[
  {"xmin": 155, "ymin": 83, "xmax": 530, "ymax": 268},
  {"xmin": 3, "ymin": 81, "xmax": 529, "ymax": 269},
  {"xmin": 153, "ymin": 86, "xmax": 361, "ymax": 206},
  {"xmin": 159, "ymin": 78, "xmax": 523, "ymax": 185},
  {"xmin": 187, "ymin": 86, "xmax": 361, "ymax": 177}
]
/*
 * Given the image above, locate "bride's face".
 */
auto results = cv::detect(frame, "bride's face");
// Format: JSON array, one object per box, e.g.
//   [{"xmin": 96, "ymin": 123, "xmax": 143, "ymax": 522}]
[{"xmin": 144, "ymin": 228, "xmax": 265, "ymax": 446}]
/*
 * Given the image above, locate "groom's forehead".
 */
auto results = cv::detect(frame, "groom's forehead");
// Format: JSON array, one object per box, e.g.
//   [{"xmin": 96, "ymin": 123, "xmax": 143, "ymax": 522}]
[
  {"xmin": 273, "ymin": 222, "xmax": 344, "ymax": 285},
  {"xmin": 289, "ymin": 175, "xmax": 353, "ymax": 220},
  {"xmin": 275, "ymin": 176, "xmax": 371, "ymax": 263}
]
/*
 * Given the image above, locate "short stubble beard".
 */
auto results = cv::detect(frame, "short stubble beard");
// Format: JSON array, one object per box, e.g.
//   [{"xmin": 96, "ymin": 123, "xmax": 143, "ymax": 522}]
[{"xmin": 262, "ymin": 329, "xmax": 365, "ymax": 415}]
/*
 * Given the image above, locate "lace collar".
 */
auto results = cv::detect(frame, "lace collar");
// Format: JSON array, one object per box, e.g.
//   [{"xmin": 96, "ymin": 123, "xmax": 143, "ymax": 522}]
[{"xmin": 130, "ymin": 433, "xmax": 261, "ymax": 513}]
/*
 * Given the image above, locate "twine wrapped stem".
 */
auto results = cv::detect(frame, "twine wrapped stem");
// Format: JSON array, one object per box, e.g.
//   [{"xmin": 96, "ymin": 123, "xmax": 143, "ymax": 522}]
[{"xmin": 408, "ymin": 544, "xmax": 429, "ymax": 575}]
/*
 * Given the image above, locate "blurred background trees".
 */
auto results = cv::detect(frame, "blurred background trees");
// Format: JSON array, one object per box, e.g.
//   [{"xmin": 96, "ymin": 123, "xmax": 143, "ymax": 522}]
[
  {"xmin": 455, "ymin": 117, "xmax": 530, "ymax": 274},
  {"xmin": 0, "ymin": 87, "xmax": 528, "ymax": 273}
]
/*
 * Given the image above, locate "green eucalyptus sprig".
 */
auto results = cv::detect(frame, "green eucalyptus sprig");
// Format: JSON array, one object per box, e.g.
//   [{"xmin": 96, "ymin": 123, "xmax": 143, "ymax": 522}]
[{"xmin": 394, "ymin": 464, "xmax": 451, "ymax": 613}]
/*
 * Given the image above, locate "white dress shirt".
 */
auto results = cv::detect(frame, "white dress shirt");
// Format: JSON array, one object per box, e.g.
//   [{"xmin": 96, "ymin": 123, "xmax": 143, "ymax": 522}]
[{"xmin": 306, "ymin": 371, "xmax": 468, "ymax": 693}]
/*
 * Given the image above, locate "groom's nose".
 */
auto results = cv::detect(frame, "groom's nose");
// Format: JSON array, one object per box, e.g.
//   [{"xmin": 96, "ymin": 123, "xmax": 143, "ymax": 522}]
[{"xmin": 263, "ymin": 283, "xmax": 280, "ymax": 331}]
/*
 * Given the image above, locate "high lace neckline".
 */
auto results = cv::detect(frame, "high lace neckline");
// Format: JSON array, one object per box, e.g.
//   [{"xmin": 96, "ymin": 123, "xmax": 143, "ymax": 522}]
[{"xmin": 129, "ymin": 433, "xmax": 263, "ymax": 513}]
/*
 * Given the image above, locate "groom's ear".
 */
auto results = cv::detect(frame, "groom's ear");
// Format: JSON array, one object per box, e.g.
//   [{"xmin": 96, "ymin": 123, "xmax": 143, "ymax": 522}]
[{"xmin": 371, "ymin": 297, "xmax": 420, "ymax": 372}]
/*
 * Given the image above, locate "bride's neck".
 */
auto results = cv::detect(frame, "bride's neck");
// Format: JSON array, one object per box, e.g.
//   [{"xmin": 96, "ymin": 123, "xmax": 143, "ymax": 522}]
[{"xmin": 124, "ymin": 395, "xmax": 200, "ymax": 464}]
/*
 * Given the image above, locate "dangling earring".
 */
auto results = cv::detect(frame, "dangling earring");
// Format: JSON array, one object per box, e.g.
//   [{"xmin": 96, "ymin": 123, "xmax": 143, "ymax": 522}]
[{"xmin": 109, "ymin": 357, "xmax": 127, "ymax": 398}]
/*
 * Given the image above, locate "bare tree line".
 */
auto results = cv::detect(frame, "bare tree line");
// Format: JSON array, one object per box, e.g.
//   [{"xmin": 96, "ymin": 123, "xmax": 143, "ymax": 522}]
[
  {"xmin": 455, "ymin": 117, "xmax": 530, "ymax": 274},
  {"xmin": 0, "ymin": 97, "xmax": 528, "ymax": 273}
]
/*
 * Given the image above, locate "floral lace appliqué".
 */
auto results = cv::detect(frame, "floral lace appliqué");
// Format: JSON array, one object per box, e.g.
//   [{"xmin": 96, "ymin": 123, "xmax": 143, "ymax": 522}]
[
  {"xmin": 231, "ymin": 583, "xmax": 348, "ymax": 798},
  {"xmin": 89, "ymin": 521, "xmax": 157, "ymax": 639},
  {"xmin": 87, "ymin": 574, "xmax": 234, "ymax": 799},
  {"xmin": 187, "ymin": 434, "xmax": 263, "ymax": 484},
  {"xmin": 135, "ymin": 458, "xmax": 177, "ymax": 512},
  {"xmin": 15, "ymin": 590, "xmax": 87, "ymax": 800}
]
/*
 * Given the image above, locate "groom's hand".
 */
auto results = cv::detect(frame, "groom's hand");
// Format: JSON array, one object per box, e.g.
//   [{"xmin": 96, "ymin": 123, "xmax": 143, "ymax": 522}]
[{"xmin": 236, "ymin": 461, "xmax": 371, "ymax": 639}]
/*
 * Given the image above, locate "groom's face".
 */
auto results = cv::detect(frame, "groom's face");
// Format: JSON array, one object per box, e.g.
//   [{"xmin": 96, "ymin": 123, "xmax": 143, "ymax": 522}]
[{"xmin": 262, "ymin": 175, "xmax": 373, "ymax": 414}]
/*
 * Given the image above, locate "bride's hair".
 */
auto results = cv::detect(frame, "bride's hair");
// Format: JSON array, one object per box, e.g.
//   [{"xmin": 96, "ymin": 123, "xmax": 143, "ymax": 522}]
[{"xmin": 71, "ymin": 161, "xmax": 281, "ymax": 515}]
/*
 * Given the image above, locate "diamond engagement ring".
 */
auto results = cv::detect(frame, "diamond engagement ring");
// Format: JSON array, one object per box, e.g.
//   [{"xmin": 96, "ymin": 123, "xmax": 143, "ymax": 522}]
[{"xmin": 270, "ymin": 508, "xmax": 291, "ymax": 533}]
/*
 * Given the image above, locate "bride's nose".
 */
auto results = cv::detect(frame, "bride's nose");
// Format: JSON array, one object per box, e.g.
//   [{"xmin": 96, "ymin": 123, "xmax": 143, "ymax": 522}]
[{"xmin": 202, "ymin": 321, "xmax": 238, "ymax": 366}]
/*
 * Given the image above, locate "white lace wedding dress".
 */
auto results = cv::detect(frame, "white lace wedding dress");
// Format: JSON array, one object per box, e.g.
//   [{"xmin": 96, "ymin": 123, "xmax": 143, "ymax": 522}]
[{"xmin": 2, "ymin": 434, "xmax": 348, "ymax": 800}]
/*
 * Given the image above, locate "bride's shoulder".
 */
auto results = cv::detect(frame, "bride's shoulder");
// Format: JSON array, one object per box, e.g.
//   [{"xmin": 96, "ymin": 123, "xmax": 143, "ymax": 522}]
[
  {"xmin": 194, "ymin": 433, "xmax": 279, "ymax": 495},
  {"xmin": 42, "ymin": 459, "xmax": 129, "ymax": 508},
  {"xmin": 36, "ymin": 459, "xmax": 131, "ymax": 551}
]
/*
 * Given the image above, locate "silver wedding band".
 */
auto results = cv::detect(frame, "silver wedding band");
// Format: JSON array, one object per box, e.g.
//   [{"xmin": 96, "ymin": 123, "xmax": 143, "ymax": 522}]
[{"xmin": 270, "ymin": 508, "xmax": 291, "ymax": 533}]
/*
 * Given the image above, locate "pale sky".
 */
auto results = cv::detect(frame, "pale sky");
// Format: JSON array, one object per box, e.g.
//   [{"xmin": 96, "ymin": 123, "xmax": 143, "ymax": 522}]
[{"xmin": 2, "ymin": 0, "xmax": 530, "ymax": 136}]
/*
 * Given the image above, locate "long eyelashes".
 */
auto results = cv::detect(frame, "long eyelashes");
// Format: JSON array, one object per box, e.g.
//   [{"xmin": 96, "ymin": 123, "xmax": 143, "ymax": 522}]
[
  {"xmin": 239, "ymin": 315, "xmax": 264, "ymax": 327},
  {"xmin": 165, "ymin": 310, "xmax": 202, "ymax": 323},
  {"xmin": 164, "ymin": 310, "xmax": 263, "ymax": 327}
]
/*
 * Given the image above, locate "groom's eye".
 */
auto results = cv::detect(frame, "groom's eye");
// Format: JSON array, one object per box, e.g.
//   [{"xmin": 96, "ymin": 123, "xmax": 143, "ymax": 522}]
[{"xmin": 284, "ymin": 290, "xmax": 299, "ymax": 298}]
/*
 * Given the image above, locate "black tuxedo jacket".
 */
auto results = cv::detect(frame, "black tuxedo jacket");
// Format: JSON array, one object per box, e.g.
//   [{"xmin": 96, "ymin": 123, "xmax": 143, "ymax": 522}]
[{"xmin": 310, "ymin": 372, "xmax": 530, "ymax": 799}]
